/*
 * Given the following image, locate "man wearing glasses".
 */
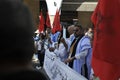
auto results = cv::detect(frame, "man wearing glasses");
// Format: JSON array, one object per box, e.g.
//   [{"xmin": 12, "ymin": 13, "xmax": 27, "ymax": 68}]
[{"xmin": 65, "ymin": 24, "xmax": 92, "ymax": 79}]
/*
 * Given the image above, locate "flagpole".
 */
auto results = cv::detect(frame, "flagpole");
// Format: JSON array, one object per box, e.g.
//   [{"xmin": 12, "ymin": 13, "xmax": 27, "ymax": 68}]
[{"xmin": 63, "ymin": 25, "xmax": 66, "ymax": 39}]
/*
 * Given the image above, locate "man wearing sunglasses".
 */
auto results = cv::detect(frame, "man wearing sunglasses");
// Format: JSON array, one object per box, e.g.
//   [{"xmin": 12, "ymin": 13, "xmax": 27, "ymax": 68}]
[{"xmin": 65, "ymin": 24, "xmax": 92, "ymax": 79}]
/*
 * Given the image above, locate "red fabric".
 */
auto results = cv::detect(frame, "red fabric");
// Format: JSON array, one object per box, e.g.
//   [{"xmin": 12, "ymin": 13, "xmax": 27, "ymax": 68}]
[
  {"xmin": 52, "ymin": 10, "xmax": 62, "ymax": 34},
  {"xmin": 39, "ymin": 12, "xmax": 45, "ymax": 33},
  {"xmin": 91, "ymin": 0, "xmax": 120, "ymax": 79},
  {"xmin": 92, "ymin": 57, "xmax": 120, "ymax": 80},
  {"xmin": 46, "ymin": 12, "xmax": 51, "ymax": 28}
]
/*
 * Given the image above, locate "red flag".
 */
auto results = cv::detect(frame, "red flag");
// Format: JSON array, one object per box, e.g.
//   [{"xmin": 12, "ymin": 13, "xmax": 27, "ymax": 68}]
[
  {"xmin": 38, "ymin": 12, "xmax": 45, "ymax": 33},
  {"xmin": 46, "ymin": 12, "xmax": 51, "ymax": 28},
  {"xmin": 52, "ymin": 10, "xmax": 62, "ymax": 34},
  {"xmin": 91, "ymin": 0, "xmax": 120, "ymax": 80}
]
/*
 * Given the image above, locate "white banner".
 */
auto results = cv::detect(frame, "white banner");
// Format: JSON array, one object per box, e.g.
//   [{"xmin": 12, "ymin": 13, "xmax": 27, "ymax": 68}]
[
  {"xmin": 46, "ymin": 0, "xmax": 63, "ymax": 15},
  {"xmin": 44, "ymin": 49, "xmax": 87, "ymax": 80}
]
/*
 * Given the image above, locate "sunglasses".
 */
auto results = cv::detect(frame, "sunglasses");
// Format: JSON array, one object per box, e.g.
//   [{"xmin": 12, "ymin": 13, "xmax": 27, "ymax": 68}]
[{"xmin": 73, "ymin": 30, "xmax": 79, "ymax": 32}]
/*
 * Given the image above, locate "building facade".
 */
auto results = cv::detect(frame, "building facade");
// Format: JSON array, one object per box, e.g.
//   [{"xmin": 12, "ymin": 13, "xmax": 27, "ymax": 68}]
[
  {"xmin": 61, "ymin": 0, "xmax": 98, "ymax": 28},
  {"xmin": 23, "ymin": 0, "xmax": 98, "ymax": 29}
]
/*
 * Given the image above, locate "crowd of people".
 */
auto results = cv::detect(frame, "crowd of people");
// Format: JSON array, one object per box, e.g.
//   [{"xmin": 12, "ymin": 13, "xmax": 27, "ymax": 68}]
[
  {"xmin": 34, "ymin": 23, "xmax": 94, "ymax": 79},
  {"xmin": 0, "ymin": 0, "xmax": 120, "ymax": 80},
  {"xmin": 2, "ymin": 0, "xmax": 119, "ymax": 80},
  {"xmin": 0, "ymin": 0, "xmax": 95, "ymax": 80}
]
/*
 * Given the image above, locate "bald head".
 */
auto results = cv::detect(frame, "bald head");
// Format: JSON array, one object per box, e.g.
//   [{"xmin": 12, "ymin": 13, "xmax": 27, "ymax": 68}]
[{"xmin": 67, "ymin": 25, "xmax": 74, "ymax": 35}]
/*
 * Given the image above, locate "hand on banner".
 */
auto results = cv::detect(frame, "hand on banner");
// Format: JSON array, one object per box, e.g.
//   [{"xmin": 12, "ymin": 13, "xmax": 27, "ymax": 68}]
[
  {"xmin": 49, "ymin": 47, "xmax": 55, "ymax": 52},
  {"xmin": 64, "ymin": 56, "xmax": 76, "ymax": 63}
]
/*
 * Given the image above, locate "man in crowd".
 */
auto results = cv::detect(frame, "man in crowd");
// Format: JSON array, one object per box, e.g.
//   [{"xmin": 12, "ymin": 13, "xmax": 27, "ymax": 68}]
[
  {"xmin": 0, "ymin": 0, "xmax": 49, "ymax": 80},
  {"xmin": 65, "ymin": 24, "xmax": 92, "ymax": 79}
]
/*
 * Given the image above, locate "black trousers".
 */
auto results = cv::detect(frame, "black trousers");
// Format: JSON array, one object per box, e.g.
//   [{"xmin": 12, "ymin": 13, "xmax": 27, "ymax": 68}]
[
  {"xmin": 81, "ymin": 63, "xmax": 88, "ymax": 79},
  {"xmin": 37, "ymin": 50, "xmax": 45, "ymax": 67}
]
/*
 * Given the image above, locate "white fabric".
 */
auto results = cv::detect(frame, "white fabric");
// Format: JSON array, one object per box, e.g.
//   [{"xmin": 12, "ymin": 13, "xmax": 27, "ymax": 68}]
[
  {"xmin": 36, "ymin": 40, "xmax": 42, "ymax": 50},
  {"xmin": 44, "ymin": 49, "xmax": 87, "ymax": 80},
  {"xmin": 54, "ymin": 39, "xmax": 70, "ymax": 61},
  {"xmin": 75, "ymin": 49, "xmax": 88, "ymax": 59},
  {"xmin": 73, "ymin": 36, "xmax": 91, "ymax": 74}
]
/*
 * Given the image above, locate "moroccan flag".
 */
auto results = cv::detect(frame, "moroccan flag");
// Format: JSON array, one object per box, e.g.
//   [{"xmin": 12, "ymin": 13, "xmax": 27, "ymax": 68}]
[
  {"xmin": 46, "ymin": 12, "xmax": 51, "ymax": 28},
  {"xmin": 91, "ymin": 0, "xmax": 120, "ymax": 80},
  {"xmin": 52, "ymin": 10, "xmax": 62, "ymax": 34},
  {"xmin": 38, "ymin": 12, "xmax": 45, "ymax": 33}
]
